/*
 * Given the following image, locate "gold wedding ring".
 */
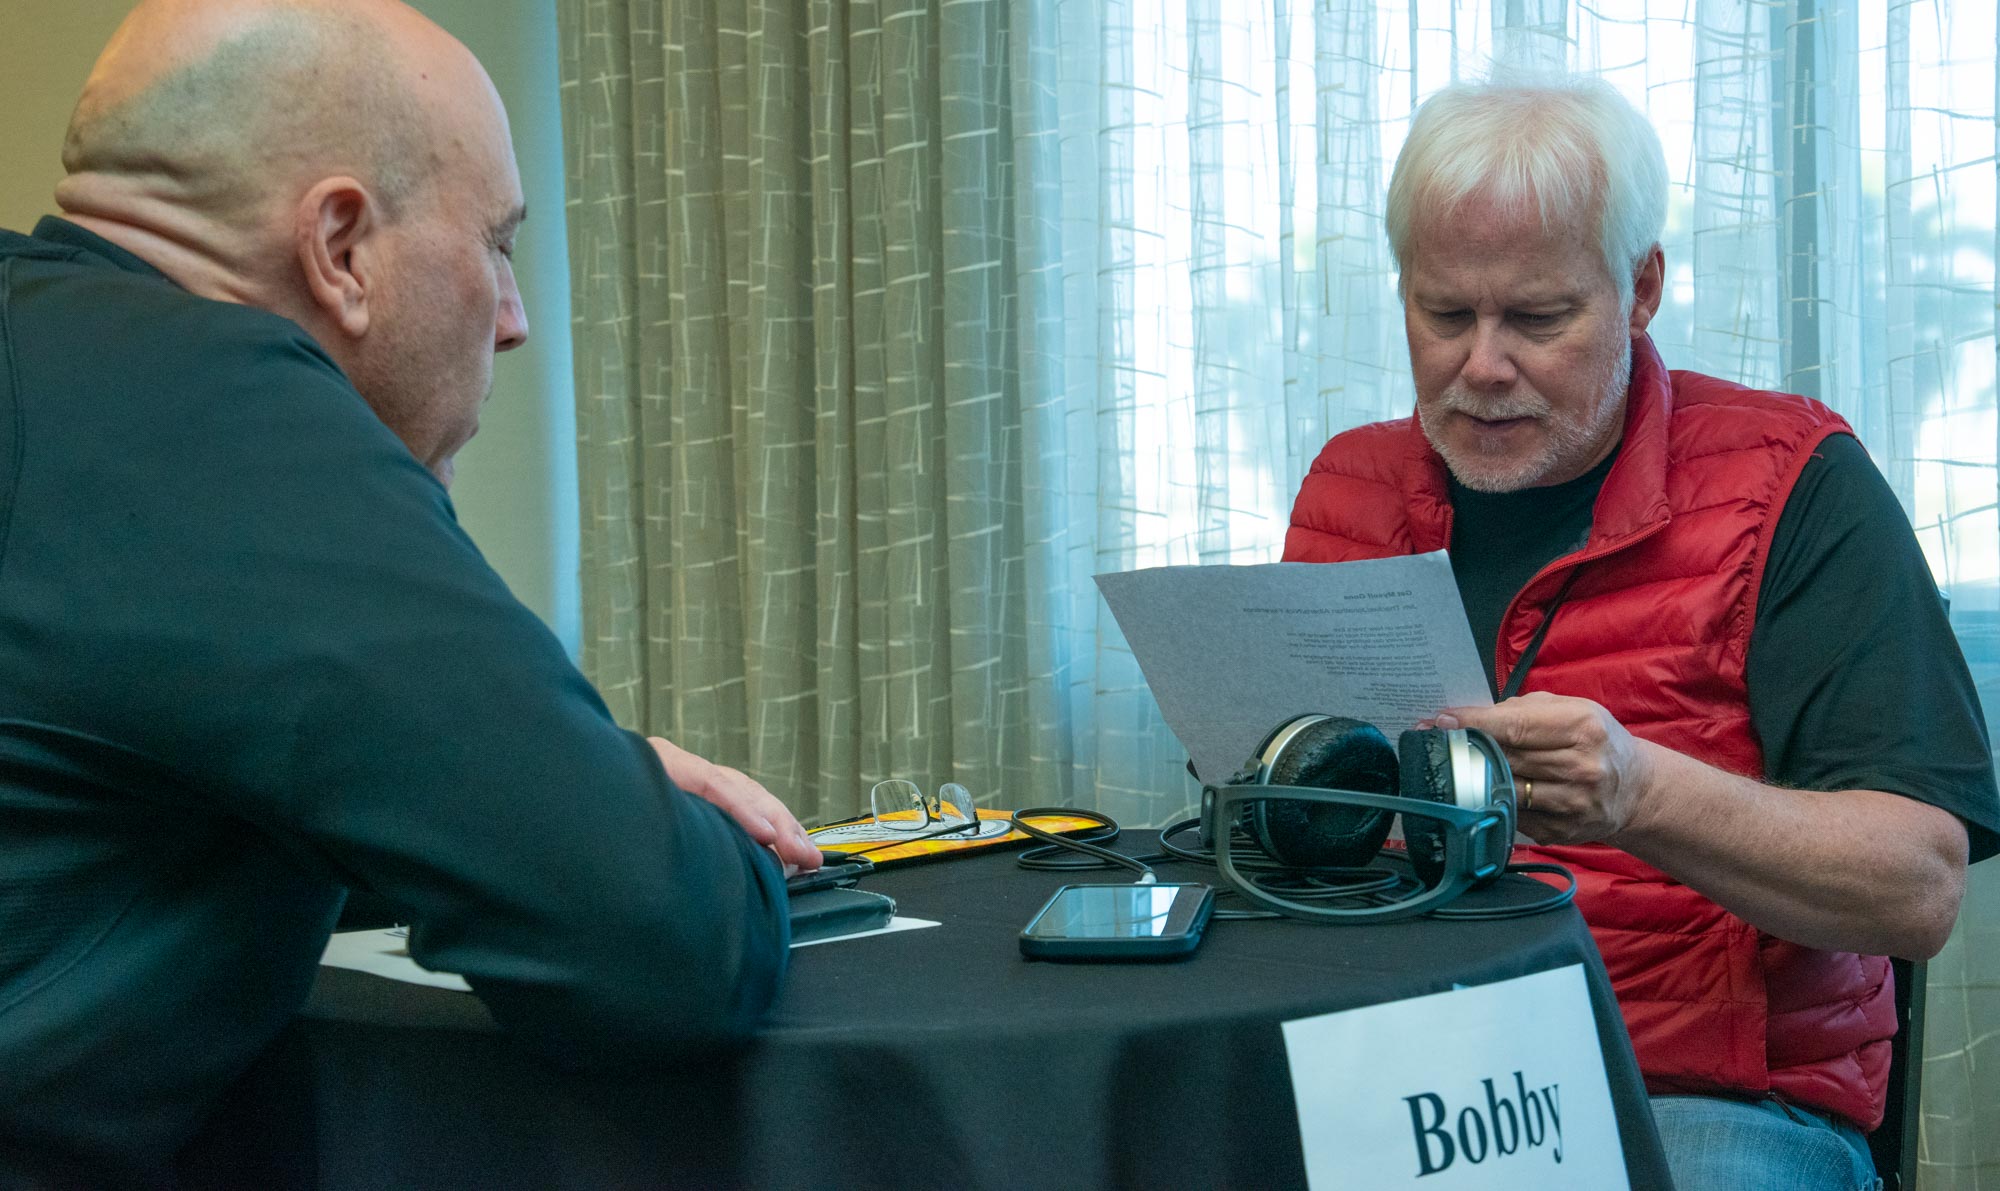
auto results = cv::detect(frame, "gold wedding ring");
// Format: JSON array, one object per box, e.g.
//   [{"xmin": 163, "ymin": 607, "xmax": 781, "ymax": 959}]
[{"xmin": 1521, "ymin": 780, "xmax": 1535, "ymax": 810}]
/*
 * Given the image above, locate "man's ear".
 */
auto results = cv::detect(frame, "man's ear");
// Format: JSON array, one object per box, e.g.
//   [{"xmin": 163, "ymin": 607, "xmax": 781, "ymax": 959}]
[
  {"xmin": 294, "ymin": 176, "xmax": 377, "ymax": 340},
  {"xmin": 1627, "ymin": 243, "xmax": 1665, "ymax": 337}
]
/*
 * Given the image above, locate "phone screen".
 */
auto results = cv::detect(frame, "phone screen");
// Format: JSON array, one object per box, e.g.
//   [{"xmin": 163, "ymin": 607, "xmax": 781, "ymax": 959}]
[{"xmin": 1022, "ymin": 883, "xmax": 1208, "ymax": 939}]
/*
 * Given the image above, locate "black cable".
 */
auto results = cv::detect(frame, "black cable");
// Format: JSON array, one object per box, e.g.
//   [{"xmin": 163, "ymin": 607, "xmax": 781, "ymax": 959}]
[
  {"xmin": 1160, "ymin": 817, "xmax": 1414, "ymax": 919},
  {"xmin": 1157, "ymin": 817, "xmax": 1397, "ymax": 880},
  {"xmin": 1155, "ymin": 817, "xmax": 1219, "ymax": 866},
  {"xmin": 995, "ymin": 808, "xmax": 1570, "ymax": 919},
  {"xmin": 1159, "ymin": 817, "xmax": 1408, "ymax": 888},
  {"xmin": 1157, "ymin": 816, "xmax": 1575, "ymax": 920},
  {"xmin": 1006, "ymin": 808, "xmax": 1156, "ymax": 881},
  {"xmin": 1429, "ymin": 862, "xmax": 1576, "ymax": 920}
]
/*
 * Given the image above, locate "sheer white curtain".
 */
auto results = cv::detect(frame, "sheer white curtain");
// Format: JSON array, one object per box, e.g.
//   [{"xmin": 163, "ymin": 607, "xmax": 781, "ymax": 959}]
[{"xmin": 1013, "ymin": 2, "xmax": 1997, "ymax": 1181}]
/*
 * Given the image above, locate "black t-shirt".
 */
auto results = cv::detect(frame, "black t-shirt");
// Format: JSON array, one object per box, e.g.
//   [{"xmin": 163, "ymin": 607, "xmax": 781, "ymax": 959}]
[{"xmin": 1447, "ymin": 433, "xmax": 2000, "ymax": 862}]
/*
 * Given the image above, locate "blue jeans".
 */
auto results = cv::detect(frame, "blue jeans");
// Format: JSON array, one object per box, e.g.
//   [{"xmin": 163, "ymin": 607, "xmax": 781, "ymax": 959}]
[{"xmin": 1650, "ymin": 1094, "xmax": 1881, "ymax": 1191}]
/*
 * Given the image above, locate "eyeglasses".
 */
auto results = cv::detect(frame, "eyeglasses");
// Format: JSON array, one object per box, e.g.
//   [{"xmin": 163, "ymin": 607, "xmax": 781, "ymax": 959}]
[{"xmin": 868, "ymin": 780, "xmax": 980, "ymax": 835}]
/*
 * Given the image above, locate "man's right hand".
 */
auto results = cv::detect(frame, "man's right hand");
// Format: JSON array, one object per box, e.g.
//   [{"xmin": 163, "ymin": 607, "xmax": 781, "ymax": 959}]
[
  {"xmin": 647, "ymin": 737, "xmax": 822, "ymax": 873},
  {"xmin": 1431, "ymin": 692, "xmax": 1659, "ymax": 845}
]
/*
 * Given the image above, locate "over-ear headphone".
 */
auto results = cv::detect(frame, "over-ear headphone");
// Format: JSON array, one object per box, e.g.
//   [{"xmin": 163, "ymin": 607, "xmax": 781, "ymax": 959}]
[{"xmin": 1198, "ymin": 713, "xmax": 1522, "ymax": 922}]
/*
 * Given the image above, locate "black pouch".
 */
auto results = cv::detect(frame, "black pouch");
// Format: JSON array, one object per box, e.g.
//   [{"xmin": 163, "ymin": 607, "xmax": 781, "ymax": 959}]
[{"xmin": 787, "ymin": 887, "xmax": 896, "ymax": 944}]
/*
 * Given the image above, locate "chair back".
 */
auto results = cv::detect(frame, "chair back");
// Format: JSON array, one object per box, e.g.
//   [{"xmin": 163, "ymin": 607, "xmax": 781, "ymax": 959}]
[{"xmin": 1868, "ymin": 957, "xmax": 1926, "ymax": 1190}]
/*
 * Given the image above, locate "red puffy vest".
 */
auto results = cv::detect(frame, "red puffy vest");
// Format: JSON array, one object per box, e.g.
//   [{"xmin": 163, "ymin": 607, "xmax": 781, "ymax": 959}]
[{"xmin": 1283, "ymin": 337, "xmax": 1896, "ymax": 1130}]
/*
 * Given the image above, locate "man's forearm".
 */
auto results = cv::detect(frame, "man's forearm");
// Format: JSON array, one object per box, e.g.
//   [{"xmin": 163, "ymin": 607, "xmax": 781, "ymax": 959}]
[{"xmin": 1613, "ymin": 742, "xmax": 1967, "ymax": 959}]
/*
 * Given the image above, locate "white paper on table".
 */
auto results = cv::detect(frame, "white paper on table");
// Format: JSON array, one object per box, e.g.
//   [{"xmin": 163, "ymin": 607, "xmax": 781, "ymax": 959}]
[
  {"xmin": 1093, "ymin": 553, "xmax": 1492, "ymax": 783},
  {"xmin": 320, "ymin": 928, "xmax": 471, "ymax": 991},
  {"xmin": 321, "ymin": 918, "xmax": 944, "ymax": 991},
  {"xmin": 790, "ymin": 916, "xmax": 939, "ymax": 948}
]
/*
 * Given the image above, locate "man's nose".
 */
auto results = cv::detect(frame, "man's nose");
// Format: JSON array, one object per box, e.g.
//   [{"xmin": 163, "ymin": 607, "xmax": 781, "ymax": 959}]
[
  {"xmin": 496, "ymin": 275, "xmax": 529, "ymax": 353},
  {"xmin": 1459, "ymin": 318, "xmax": 1516, "ymax": 388}
]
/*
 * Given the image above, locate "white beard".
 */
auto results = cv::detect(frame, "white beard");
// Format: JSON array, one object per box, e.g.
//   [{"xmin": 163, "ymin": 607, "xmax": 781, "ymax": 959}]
[{"xmin": 1418, "ymin": 343, "xmax": 1632, "ymax": 493}]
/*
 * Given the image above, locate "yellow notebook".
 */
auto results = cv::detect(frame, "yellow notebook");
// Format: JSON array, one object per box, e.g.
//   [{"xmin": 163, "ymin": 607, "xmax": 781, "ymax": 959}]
[{"xmin": 808, "ymin": 808, "xmax": 1106, "ymax": 867}]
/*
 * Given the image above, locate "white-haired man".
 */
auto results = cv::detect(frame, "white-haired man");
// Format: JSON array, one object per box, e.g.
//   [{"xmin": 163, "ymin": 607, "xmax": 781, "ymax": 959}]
[
  {"xmin": 0, "ymin": 1, "xmax": 820, "ymax": 1184},
  {"xmin": 1286, "ymin": 75, "xmax": 1999, "ymax": 1188}
]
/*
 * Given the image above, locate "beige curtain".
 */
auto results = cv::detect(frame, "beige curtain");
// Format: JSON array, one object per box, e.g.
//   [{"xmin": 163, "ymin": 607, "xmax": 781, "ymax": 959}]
[{"xmin": 555, "ymin": 0, "xmax": 1055, "ymax": 826}]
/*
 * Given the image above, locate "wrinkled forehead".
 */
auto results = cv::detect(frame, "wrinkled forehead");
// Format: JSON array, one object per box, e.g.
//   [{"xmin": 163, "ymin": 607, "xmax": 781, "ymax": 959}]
[{"xmin": 1404, "ymin": 190, "xmax": 1611, "ymax": 289}]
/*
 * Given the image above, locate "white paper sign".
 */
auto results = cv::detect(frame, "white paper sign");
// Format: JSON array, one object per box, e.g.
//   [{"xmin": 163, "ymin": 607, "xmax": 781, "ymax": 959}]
[
  {"xmin": 1282, "ymin": 964, "xmax": 1627, "ymax": 1190},
  {"xmin": 1093, "ymin": 555, "xmax": 1491, "ymax": 783}
]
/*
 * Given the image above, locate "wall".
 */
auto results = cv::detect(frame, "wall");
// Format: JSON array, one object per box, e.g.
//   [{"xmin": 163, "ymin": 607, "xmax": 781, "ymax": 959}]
[
  {"xmin": 0, "ymin": 4, "xmax": 128, "ymax": 227},
  {"xmin": 412, "ymin": 0, "xmax": 579, "ymax": 658},
  {"xmin": 0, "ymin": 0, "xmax": 580, "ymax": 656}
]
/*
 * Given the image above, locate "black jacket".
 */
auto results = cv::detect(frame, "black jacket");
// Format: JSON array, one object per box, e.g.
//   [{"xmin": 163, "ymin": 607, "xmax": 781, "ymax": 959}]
[{"xmin": 0, "ymin": 218, "xmax": 788, "ymax": 1187}]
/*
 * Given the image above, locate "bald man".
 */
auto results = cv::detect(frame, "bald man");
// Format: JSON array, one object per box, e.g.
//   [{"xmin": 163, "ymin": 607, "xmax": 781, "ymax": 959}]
[{"xmin": 0, "ymin": 2, "xmax": 817, "ymax": 1183}]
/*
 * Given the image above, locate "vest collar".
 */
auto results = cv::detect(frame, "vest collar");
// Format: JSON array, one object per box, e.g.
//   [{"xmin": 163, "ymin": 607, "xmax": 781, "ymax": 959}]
[{"xmin": 1589, "ymin": 335, "xmax": 1674, "ymax": 548}]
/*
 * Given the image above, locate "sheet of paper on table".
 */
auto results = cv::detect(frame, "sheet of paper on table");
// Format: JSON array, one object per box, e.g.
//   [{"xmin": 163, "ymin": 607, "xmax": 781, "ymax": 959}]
[
  {"xmin": 320, "ymin": 919, "xmax": 942, "ymax": 992},
  {"xmin": 1094, "ymin": 552, "xmax": 1492, "ymax": 783},
  {"xmin": 320, "ymin": 928, "xmax": 470, "ymax": 991}
]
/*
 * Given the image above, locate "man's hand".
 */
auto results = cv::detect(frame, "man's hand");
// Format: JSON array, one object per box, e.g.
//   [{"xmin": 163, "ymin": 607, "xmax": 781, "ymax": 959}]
[
  {"xmin": 647, "ymin": 737, "xmax": 822, "ymax": 874},
  {"xmin": 1432, "ymin": 691, "xmax": 1661, "ymax": 845},
  {"xmin": 1429, "ymin": 693, "xmax": 1967, "ymax": 958}
]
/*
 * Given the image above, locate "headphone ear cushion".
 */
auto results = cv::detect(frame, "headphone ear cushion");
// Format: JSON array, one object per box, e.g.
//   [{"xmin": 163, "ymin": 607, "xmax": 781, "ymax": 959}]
[
  {"xmin": 1397, "ymin": 728, "xmax": 1457, "ymax": 887},
  {"xmin": 1251, "ymin": 716, "xmax": 1397, "ymax": 867}
]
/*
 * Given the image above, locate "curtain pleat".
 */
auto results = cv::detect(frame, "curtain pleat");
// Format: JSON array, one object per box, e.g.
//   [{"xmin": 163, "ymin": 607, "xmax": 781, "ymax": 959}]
[
  {"xmin": 1008, "ymin": 0, "xmax": 1086, "ymax": 802},
  {"xmin": 937, "ymin": 0, "xmax": 1029, "ymax": 802},
  {"xmin": 742, "ymin": 0, "xmax": 816, "ymax": 790},
  {"xmin": 809, "ymin": 0, "xmax": 861, "ymax": 803},
  {"xmin": 560, "ymin": 0, "xmax": 649, "ymax": 727},
  {"xmin": 1305, "ymin": 0, "xmax": 1391, "ymax": 478},
  {"xmin": 875, "ymin": 0, "xmax": 954, "ymax": 794},
  {"xmin": 1689, "ymin": 0, "xmax": 1783, "ymax": 392},
  {"xmin": 848, "ymin": 0, "xmax": 892, "ymax": 804},
  {"xmin": 663, "ymin": 0, "xmax": 748, "ymax": 767}
]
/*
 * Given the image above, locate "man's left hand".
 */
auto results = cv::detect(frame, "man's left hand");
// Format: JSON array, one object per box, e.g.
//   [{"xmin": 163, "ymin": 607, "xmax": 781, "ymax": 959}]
[
  {"xmin": 647, "ymin": 737, "xmax": 823, "ymax": 874},
  {"xmin": 1431, "ymin": 693, "xmax": 1967, "ymax": 958}
]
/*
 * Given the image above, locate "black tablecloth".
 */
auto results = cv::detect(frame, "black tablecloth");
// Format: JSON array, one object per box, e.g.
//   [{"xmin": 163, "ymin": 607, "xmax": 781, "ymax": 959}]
[{"xmin": 180, "ymin": 834, "xmax": 1672, "ymax": 1190}]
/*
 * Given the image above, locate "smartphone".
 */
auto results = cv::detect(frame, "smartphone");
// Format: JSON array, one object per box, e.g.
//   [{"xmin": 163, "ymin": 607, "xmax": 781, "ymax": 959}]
[
  {"xmin": 785, "ymin": 860, "xmax": 875, "ymax": 896},
  {"xmin": 1018, "ymin": 883, "xmax": 1215, "ymax": 962}
]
